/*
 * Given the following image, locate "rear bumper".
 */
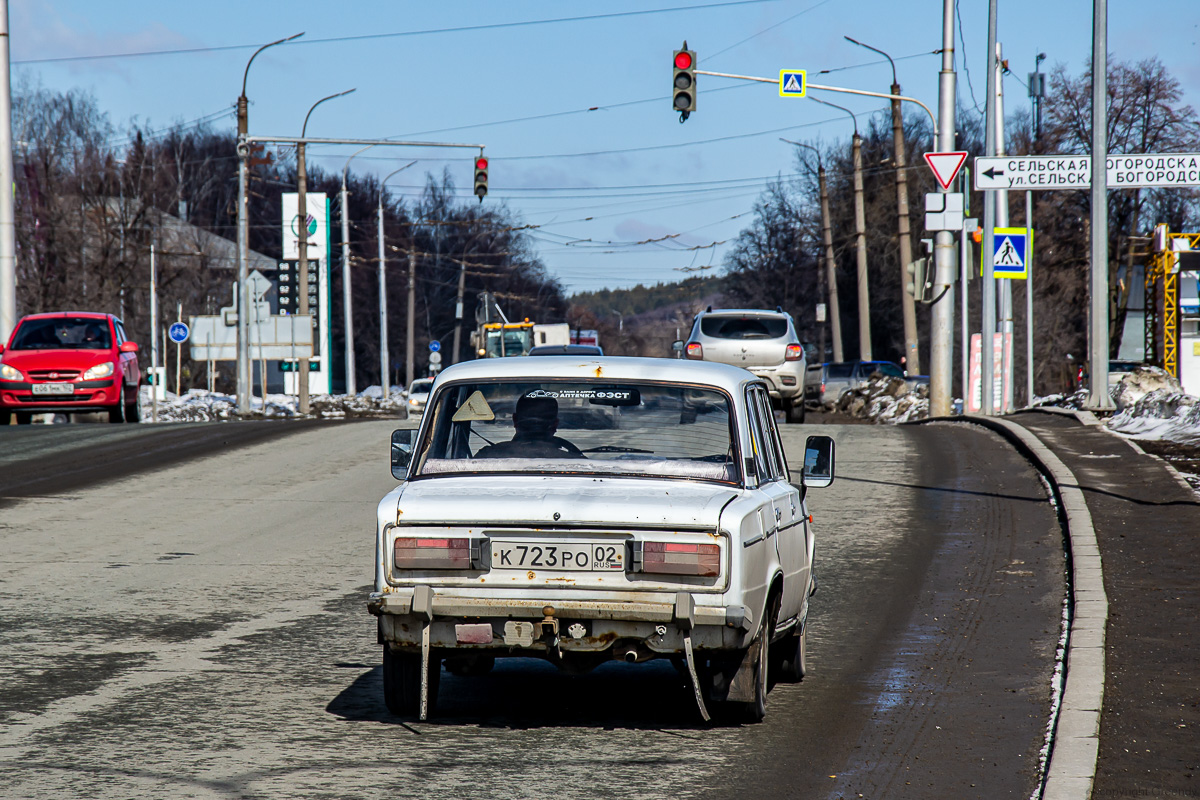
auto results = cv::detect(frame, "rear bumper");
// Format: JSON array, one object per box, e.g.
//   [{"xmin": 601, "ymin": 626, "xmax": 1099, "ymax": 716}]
[
  {"xmin": 368, "ymin": 588, "xmax": 754, "ymax": 653},
  {"xmin": 747, "ymin": 365, "xmax": 804, "ymax": 402}
]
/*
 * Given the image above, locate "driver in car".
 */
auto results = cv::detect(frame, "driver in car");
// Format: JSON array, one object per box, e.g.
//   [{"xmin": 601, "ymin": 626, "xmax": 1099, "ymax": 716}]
[{"xmin": 474, "ymin": 393, "xmax": 584, "ymax": 459}]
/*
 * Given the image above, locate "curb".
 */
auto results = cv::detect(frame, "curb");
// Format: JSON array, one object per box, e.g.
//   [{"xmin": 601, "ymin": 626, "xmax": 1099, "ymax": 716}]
[{"xmin": 950, "ymin": 415, "xmax": 1107, "ymax": 800}]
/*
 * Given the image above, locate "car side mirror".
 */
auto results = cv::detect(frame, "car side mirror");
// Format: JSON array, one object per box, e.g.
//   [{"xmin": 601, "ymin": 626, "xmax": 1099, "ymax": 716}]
[
  {"xmin": 391, "ymin": 429, "xmax": 415, "ymax": 480},
  {"xmin": 802, "ymin": 435, "xmax": 835, "ymax": 488},
  {"xmin": 119, "ymin": 341, "xmax": 139, "ymax": 353},
  {"xmin": 671, "ymin": 340, "xmax": 684, "ymax": 353},
  {"xmin": 0, "ymin": 343, "xmax": 5, "ymax": 354}
]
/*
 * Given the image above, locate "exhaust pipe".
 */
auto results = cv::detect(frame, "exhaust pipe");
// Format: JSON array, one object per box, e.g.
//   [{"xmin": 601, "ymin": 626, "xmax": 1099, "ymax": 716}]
[{"xmin": 623, "ymin": 649, "xmax": 638, "ymax": 663}]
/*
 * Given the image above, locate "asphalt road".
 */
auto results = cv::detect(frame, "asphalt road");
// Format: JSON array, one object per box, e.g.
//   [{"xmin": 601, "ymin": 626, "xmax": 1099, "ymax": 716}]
[{"xmin": 0, "ymin": 419, "xmax": 1064, "ymax": 799}]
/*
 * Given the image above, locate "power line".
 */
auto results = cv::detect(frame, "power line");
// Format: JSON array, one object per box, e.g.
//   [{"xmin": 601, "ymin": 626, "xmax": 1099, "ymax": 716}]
[{"xmin": 13, "ymin": 0, "xmax": 783, "ymax": 65}]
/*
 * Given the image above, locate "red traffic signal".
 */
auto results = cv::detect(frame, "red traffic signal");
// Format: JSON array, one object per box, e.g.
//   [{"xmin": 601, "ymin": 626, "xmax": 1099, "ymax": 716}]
[
  {"xmin": 673, "ymin": 41, "xmax": 696, "ymax": 118},
  {"xmin": 473, "ymin": 154, "xmax": 489, "ymax": 201}
]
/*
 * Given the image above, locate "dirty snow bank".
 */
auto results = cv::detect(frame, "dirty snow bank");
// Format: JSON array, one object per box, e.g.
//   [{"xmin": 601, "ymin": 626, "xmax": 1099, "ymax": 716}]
[
  {"xmin": 1104, "ymin": 368, "xmax": 1200, "ymax": 446},
  {"xmin": 138, "ymin": 387, "xmax": 409, "ymax": 423},
  {"xmin": 835, "ymin": 376, "xmax": 930, "ymax": 424}
]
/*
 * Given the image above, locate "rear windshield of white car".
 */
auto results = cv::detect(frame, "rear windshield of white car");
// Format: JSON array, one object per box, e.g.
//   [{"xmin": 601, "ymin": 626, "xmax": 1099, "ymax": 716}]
[
  {"xmin": 409, "ymin": 379, "xmax": 434, "ymax": 394},
  {"xmin": 412, "ymin": 381, "xmax": 739, "ymax": 484},
  {"xmin": 700, "ymin": 315, "xmax": 788, "ymax": 340},
  {"xmin": 10, "ymin": 318, "xmax": 112, "ymax": 350}
]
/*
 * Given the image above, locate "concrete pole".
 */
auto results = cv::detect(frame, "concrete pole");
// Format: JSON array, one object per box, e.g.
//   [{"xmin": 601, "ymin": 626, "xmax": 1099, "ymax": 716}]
[
  {"xmin": 960, "ymin": 223, "xmax": 971, "ymax": 406},
  {"xmin": 175, "ymin": 302, "xmax": 182, "ymax": 398},
  {"xmin": 0, "ymin": 0, "xmax": 16, "ymax": 342},
  {"xmin": 1087, "ymin": 0, "xmax": 1114, "ymax": 409},
  {"xmin": 1026, "ymin": 189, "xmax": 1035, "ymax": 404},
  {"xmin": 236, "ymin": 107, "xmax": 250, "ymax": 413},
  {"xmin": 451, "ymin": 259, "xmax": 467, "ymax": 365},
  {"xmin": 339, "ymin": 179, "xmax": 356, "ymax": 395},
  {"xmin": 150, "ymin": 242, "xmax": 158, "ymax": 424},
  {"xmin": 297, "ymin": 141, "xmax": 310, "ymax": 414},
  {"xmin": 929, "ymin": 0, "xmax": 958, "ymax": 417},
  {"xmin": 852, "ymin": 134, "xmax": 871, "ymax": 361},
  {"xmin": 406, "ymin": 248, "xmax": 416, "ymax": 387},
  {"xmin": 891, "ymin": 87, "xmax": 919, "ymax": 375},
  {"xmin": 377, "ymin": 200, "xmax": 389, "ymax": 399},
  {"xmin": 995, "ymin": 43, "xmax": 1013, "ymax": 412},
  {"xmin": 818, "ymin": 166, "xmax": 844, "ymax": 362},
  {"xmin": 981, "ymin": 0, "xmax": 999, "ymax": 415}
]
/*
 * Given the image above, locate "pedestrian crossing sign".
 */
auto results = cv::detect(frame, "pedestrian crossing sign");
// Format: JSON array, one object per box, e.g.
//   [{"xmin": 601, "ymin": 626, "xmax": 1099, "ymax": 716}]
[
  {"xmin": 992, "ymin": 227, "xmax": 1031, "ymax": 279},
  {"xmin": 779, "ymin": 70, "xmax": 807, "ymax": 97}
]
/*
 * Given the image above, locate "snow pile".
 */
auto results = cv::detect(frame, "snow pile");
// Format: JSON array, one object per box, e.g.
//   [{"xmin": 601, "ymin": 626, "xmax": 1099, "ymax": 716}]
[
  {"xmin": 835, "ymin": 375, "xmax": 929, "ymax": 424},
  {"xmin": 139, "ymin": 387, "xmax": 409, "ymax": 423},
  {"xmin": 1106, "ymin": 369, "xmax": 1200, "ymax": 445}
]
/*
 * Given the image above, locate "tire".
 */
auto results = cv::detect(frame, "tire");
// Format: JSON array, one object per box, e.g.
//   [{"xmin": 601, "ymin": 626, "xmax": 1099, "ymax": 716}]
[
  {"xmin": 382, "ymin": 645, "xmax": 440, "ymax": 717},
  {"xmin": 15, "ymin": 411, "xmax": 33, "ymax": 425},
  {"xmin": 444, "ymin": 653, "xmax": 494, "ymax": 677},
  {"xmin": 771, "ymin": 619, "xmax": 808, "ymax": 683},
  {"xmin": 786, "ymin": 399, "xmax": 806, "ymax": 424},
  {"xmin": 125, "ymin": 385, "xmax": 141, "ymax": 423},
  {"xmin": 734, "ymin": 601, "xmax": 775, "ymax": 723},
  {"xmin": 108, "ymin": 397, "xmax": 125, "ymax": 423}
]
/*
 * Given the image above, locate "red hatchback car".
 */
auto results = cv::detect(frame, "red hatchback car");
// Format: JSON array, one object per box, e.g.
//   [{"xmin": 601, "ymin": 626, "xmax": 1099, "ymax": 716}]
[{"xmin": 0, "ymin": 312, "xmax": 142, "ymax": 424}]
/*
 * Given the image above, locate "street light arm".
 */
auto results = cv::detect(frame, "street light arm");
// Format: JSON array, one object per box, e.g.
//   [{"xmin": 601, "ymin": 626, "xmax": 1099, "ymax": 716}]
[
  {"xmin": 379, "ymin": 161, "xmax": 419, "ymax": 210},
  {"xmin": 806, "ymin": 95, "xmax": 858, "ymax": 136},
  {"xmin": 844, "ymin": 36, "xmax": 897, "ymax": 86},
  {"xmin": 343, "ymin": 143, "xmax": 377, "ymax": 188},
  {"xmin": 303, "ymin": 88, "xmax": 356, "ymax": 137},
  {"xmin": 241, "ymin": 32, "xmax": 304, "ymax": 97},
  {"xmin": 780, "ymin": 137, "xmax": 821, "ymax": 171}
]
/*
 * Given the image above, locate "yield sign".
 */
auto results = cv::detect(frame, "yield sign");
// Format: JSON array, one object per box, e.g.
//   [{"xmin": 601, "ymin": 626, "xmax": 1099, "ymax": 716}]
[{"xmin": 923, "ymin": 151, "xmax": 969, "ymax": 190}]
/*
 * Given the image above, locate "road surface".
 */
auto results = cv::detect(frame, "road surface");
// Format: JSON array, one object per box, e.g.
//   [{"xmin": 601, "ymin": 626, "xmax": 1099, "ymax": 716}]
[{"xmin": 0, "ymin": 420, "xmax": 1063, "ymax": 799}]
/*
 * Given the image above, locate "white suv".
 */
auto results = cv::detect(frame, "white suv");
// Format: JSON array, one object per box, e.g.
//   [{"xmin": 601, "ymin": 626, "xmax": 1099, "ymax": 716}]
[{"xmin": 679, "ymin": 308, "xmax": 807, "ymax": 423}]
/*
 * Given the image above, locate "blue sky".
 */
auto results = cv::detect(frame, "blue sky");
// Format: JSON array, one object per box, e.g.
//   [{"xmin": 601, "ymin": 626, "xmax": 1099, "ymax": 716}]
[{"xmin": 12, "ymin": 0, "xmax": 1200, "ymax": 294}]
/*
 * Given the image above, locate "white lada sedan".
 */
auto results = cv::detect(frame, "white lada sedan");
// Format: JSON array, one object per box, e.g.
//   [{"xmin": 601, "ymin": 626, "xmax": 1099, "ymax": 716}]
[{"xmin": 368, "ymin": 356, "xmax": 834, "ymax": 723}]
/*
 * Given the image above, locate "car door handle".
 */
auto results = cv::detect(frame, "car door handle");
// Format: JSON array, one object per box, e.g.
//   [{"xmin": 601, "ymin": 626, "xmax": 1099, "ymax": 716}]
[{"xmin": 775, "ymin": 508, "xmax": 782, "ymax": 522}]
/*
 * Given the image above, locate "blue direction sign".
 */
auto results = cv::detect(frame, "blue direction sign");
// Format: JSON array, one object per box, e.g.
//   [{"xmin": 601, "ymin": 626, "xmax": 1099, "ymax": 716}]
[
  {"xmin": 778, "ymin": 69, "xmax": 807, "ymax": 97},
  {"xmin": 168, "ymin": 322, "xmax": 190, "ymax": 343},
  {"xmin": 429, "ymin": 340, "xmax": 441, "ymax": 353},
  {"xmin": 993, "ymin": 227, "xmax": 1030, "ymax": 279}
]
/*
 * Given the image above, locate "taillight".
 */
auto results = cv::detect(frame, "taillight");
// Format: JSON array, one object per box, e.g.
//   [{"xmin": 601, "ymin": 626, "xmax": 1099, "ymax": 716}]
[
  {"xmin": 785, "ymin": 344, "xmax": 803, "ymax": 361},
  {"xmin": 394, "ymin": 537, "xmax": 476, "ymax": 570},
  {"xmin": 685, "ymin": 342, "xmax": 703, "ymax": 360},
  {"xmin": 629, "ymin": 541, "xmax": 720, "ymax": 577}
]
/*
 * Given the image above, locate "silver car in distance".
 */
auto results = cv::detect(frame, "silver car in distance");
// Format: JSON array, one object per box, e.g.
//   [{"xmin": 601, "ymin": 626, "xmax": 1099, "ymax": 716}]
[{"xmin": 369, "ymin": 356, "xmax": 835, "ymax": 723}]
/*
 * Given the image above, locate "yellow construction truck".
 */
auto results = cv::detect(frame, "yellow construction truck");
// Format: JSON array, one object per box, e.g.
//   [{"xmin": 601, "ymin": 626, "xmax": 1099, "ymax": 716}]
[{"xmin": 471, "ymin": 293, "xmax": 570, "ymax": 358}]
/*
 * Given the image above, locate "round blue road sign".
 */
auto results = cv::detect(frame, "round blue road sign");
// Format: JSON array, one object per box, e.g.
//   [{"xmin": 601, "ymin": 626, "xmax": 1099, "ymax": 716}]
[
  {"xmin": 429, "ymin": 340, "xmax": 441, "ymax": 352},
  {"xmin": 168, "ymin": 322, "xmax": 190, "ymax": 344}
]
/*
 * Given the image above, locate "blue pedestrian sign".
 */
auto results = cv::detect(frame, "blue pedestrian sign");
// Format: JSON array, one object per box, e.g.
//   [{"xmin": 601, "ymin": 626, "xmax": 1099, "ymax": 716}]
[
  {"xmin": 429, "ymin": 340, "xmax": 441, "ymax": 353},
  {"xmin": 778, "ymin": 69, "xmax": 807, "ymax": 97},
  {"xmin": 168, "ymin": 322, "xmax": 190, "ymax": 344},
  {"xmin": 993, "ymin": 227, "xmax": 1031, "ymax": 279}
]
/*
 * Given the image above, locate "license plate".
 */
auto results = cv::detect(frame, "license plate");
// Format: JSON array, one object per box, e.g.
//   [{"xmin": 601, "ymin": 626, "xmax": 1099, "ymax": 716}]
[
  {"xmin": 32, "ymin": 383, "xmax": 74, "ymax": 395},
  {"xmin": 491, "ymin": 541, "xmax": 624, "ymax": 571}
]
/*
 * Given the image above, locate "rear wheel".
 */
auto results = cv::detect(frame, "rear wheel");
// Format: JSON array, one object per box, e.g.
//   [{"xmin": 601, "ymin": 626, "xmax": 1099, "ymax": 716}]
[
  {"xmin": 382, "ymin": 645, "xmax": 440, "ymax": 717},
  {"xmin": 125, "ymin": 385, "xmax": 141, "ymax": 423},
  {"xmin": 786, "ymin": 398, "xmax": 806, "ymax": 424}
]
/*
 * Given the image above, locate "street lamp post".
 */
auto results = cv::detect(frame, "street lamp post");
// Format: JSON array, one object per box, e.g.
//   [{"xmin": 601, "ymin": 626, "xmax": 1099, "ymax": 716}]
[
  {"xmin": 297, "ymin": 89, "xmax": 355, "ymax": 413},
  {"xmin": 783, "ymin": 138, "xmax": 843, "ymax": 362},
  {"xmin": 377, "ymin": 161, "xmax": 417, "ymax": 399},
  {"xmin": 340, "ymin": 143, "xmax": 375, "ymax": 395},
  {"xmin": 845, "ymin": 36, "xmax": 919, "ymax": 375},
  {"xmin": 236, "ymin": 32, "xmax": 303, "ymax": 414}
]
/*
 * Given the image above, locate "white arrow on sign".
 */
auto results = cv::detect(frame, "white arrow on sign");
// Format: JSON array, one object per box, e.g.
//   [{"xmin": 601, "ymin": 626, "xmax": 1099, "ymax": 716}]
[{"xmin": 923, "ymin": 151, "xmax": 968, "ymax": 190}]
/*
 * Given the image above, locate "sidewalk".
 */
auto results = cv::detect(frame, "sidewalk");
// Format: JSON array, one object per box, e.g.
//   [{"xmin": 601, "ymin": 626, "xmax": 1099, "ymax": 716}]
[{"xmin": 1004, "ymin": 410, "xmax": 1200, "ymax": 799}]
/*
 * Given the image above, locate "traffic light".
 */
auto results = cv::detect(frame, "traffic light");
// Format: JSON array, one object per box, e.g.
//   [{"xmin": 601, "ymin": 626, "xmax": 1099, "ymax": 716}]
[
  {"xmin": 906, "ymin": 258, "xmax": 931, "ymax": 302},
  {"xmin": 473, "ymin": 155, "xmax": 488, "ymax": 202},
  {"xmin": 673, "ymin": 41, "xmax": 696, "ymax": 120}
]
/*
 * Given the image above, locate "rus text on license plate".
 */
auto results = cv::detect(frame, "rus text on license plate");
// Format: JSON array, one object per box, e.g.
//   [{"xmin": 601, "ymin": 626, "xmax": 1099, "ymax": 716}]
[
  {"xmin": 32, "ymin": 383, "xmax": 75, "ymax": 395},
  {"xmin": 491, "ymin": 541, "xmax": 623, "ymax": 571}
]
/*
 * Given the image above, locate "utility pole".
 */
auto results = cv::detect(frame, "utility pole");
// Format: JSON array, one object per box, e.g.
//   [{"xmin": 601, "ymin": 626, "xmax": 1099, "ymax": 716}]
[
  {"xmin": 150, "ymin": 241, "xmax": 158, "ymax": 424},
  {"xmin": 451, "ymin": 260, "xmax": 466, "ymax": 365},
  {"xmin": 844, "ymin": 37, "xmax": 918, "ymax": 374},
  {"xmin": 236, "ymin": 32, "xmax": 302, "ymax": 415},
  {"xmin": 377, "ymin": 199, "xmax": 389, "ymax": 399},
  {"xmin": 929, "ymin": 0, "xmax": 958, "ymax": 417},
  {"xmin": 407, "ymin": 248, "xmax": 416, "ymax": 386},
  {"xmin": 785, "ymin": 138, "xmax": 843, "ymax": 362},
  {"xmin": 995, "ymin": 44, "xmax": 1013, "ymax": 412},
  {"xmin": 1087, "ymin": 0, "xmax": 1113, "ymax": 409},
  {"xmin": 981, "ymin": 0, "xmax": 999, "ymax": 415},
  {"xmin": 0, "ymin": 0, "xmax": 15, "ymax": 343}
]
